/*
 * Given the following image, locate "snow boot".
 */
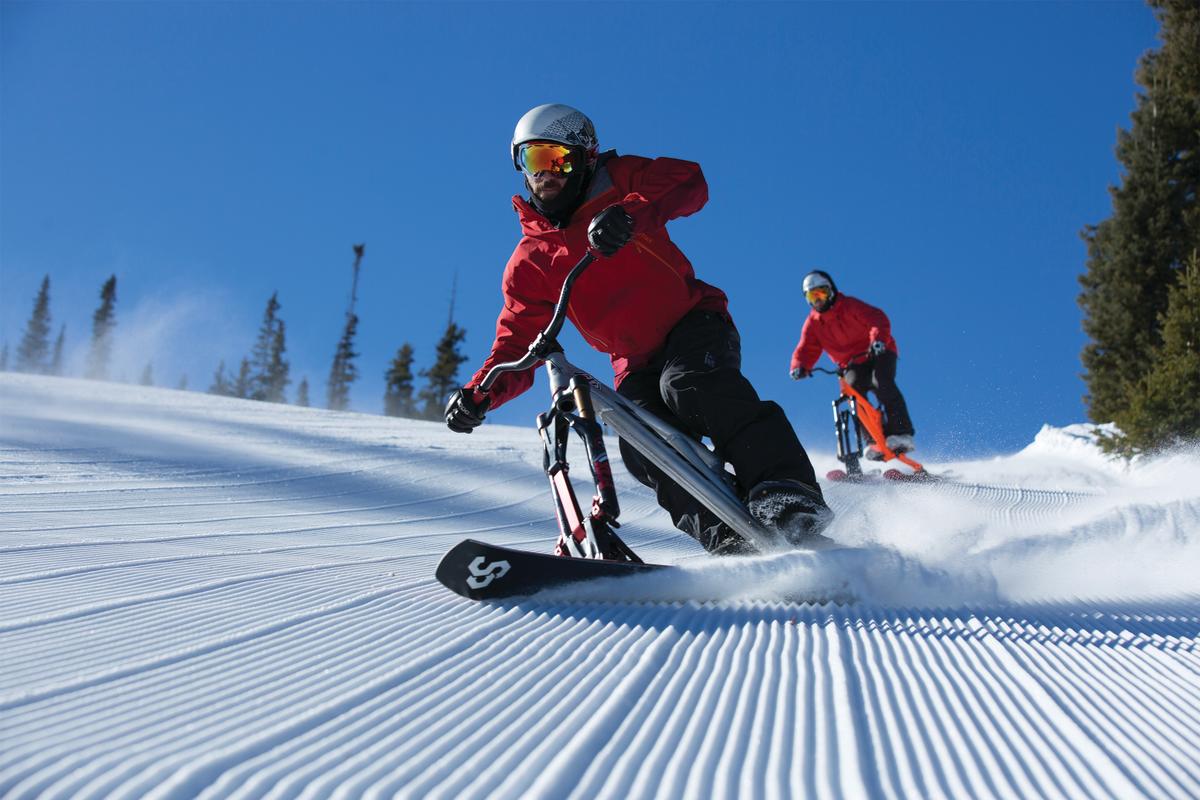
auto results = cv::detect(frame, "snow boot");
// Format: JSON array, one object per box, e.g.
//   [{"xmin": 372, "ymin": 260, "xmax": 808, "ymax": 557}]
[
  {"xmin": 885, "ymin": 434, "xmax": 915, "ymax": 454},
  {"xmin": 747, "ymin": 479, "xmax": 835, "ymax": 548},
  {"xmin": 709, "ymin": 526, "xmax": 757, "ymax": 556}
]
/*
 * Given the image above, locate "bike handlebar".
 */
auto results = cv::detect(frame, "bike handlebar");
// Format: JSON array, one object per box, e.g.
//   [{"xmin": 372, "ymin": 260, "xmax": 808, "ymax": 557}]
[
  {"xmin": 480, "ymin": 252, "xmax": 596, "ymax": 392},
  {"xmin": 809, "ymin": 349, "xmax": 877, "ymax": 378}
]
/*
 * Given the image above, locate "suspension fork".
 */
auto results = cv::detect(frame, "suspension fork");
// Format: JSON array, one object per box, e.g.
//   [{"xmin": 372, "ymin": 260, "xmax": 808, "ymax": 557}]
[
  {"xmin": 832, "ymin": 393, "xmax": 865, "ymax": 477},
  {"xmin": 537, "ymin": 376, "xmax": 636, "ymax": 561}
]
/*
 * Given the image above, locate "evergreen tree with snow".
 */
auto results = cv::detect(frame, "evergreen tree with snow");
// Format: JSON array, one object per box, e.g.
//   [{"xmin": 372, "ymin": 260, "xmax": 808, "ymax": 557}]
[
  {"xmin": 1079, "ymin": 0, "xmax": 1200, "ymax": 425},
  {"xmin": 16, "ymin": 276, "xmax": 52, "ymax": 374},
  {"xmin": 296, "ymin": 377, "xmax": 310, "ymax": 407},
  {"xmin": 384, "ymin": 343, "xmax": 417, "ymax": 417},
  {"xmin": 0, "ymin": 343, "xmax": 8, "ymax": 371},
  {"xmin": 141, "ymin": 362, "xmax": 154, "ymax": 386},
  {"xmin": 50, "ymin": 326, "xmax": 66, "ymax": 376},
  {"xmin": 87, "ymin": 275, "xmax": 118, "ymax": 380},
  {"xmin": 178, "ymin": 374, "xmax": 188, "ymax": 391}
]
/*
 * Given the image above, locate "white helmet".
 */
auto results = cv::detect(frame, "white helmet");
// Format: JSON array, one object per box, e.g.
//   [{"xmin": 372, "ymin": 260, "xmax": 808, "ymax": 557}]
[
  {"xmin": 802, "ymin": 270, "xmax": 836, "ymax": 295},
  {"xmin": 511, "ymin": 103, "xmax": 598, "ymax": 171}
]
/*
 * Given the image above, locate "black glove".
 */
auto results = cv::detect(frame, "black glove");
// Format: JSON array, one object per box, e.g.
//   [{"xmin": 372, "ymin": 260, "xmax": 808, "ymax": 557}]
[
  {"xmin": 445, "ymin": 388, "xmax": 489, "ymax": 433},
  {"xmin": 587, "ymin": 205, "xmax": 635, "ymax": 256},
  {"xmin": 790, "ymin": 367, "xmax": 811, "ymax": 380}
]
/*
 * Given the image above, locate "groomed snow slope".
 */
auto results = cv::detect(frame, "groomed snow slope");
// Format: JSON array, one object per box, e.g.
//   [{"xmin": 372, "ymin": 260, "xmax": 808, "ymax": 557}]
[{"xmin": 1, "ymin": 373, "xmax": 1198, "ymax": 799}]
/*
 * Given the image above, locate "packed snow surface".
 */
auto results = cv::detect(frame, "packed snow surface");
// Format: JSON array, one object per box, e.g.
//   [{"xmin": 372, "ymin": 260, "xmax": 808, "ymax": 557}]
[{"xmin": 1, "ymin": 373, "xmax": 1198, "ymax": 799}]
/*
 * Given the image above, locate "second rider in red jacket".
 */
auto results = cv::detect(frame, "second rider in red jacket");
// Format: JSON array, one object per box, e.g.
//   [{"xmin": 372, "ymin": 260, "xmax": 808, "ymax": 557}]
[
  {"xmin": 444, "ymin": 104, "xmax": 832, "ymax": 552},
  {"xmin": 790, "ymin": 270, "xmax": 916, "ymax": 458}
]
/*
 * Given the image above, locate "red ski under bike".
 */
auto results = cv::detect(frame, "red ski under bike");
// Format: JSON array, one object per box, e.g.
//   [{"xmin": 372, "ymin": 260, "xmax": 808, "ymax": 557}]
[
  {"xmin": 810, "ymin": 361, "xmax": 932, "ymax": 483},
  {"xmin": 436, "ymin": 253, "xmax": 822, "ymax": 601}
]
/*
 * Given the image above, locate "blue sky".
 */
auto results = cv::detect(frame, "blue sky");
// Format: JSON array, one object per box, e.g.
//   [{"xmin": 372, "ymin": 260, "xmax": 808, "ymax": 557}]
[{"xmin": 1, "ymin": 1, "xmax": 1160, "ymax": 457}]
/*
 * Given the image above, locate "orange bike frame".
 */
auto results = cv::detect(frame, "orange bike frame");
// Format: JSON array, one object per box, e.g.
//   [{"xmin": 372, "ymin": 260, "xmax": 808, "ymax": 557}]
[{"xmin": 839, "ymin": 378, "xmax": 925, "ymax": 474}]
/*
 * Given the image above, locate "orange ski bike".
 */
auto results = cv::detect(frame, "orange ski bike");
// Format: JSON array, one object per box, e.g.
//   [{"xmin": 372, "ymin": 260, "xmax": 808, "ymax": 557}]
[{"xmin": 812, "ymin": 358, "xmax": 932, "ymax": 483}]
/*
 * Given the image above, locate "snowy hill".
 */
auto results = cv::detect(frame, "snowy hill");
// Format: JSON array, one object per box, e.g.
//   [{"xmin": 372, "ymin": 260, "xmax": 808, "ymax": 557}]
[{"xmin": 1, "ymin": 373, "xmax": 1198, "ymax": 799}]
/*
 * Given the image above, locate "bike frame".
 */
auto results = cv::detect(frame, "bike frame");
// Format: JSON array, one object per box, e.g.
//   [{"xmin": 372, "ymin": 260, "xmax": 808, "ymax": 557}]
[
  {"xmin": 816, "ymin": 364, "xmax": 925, "ymax": 477},
  {"xmin": 481, "ymin": 253, "xmax": 779, "ymax": 559}
]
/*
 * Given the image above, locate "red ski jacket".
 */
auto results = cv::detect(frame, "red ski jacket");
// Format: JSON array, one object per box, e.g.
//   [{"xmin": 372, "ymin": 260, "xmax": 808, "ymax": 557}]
[
  {"xmin": 790, "ymin": 295, "xmax": 899, "ymax": 372},
  {"xmin": 468, "ymin": 154, "xmax": 730, "ymax": 410}
]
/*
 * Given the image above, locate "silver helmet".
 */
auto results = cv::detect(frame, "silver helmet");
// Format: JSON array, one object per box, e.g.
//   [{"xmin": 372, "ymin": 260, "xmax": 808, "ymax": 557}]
[
  {"xmin": 802, "ymin": 270, "xmax": 836, "ymax": 295},
  {"xmin": 511, "ymin": 103, "xmax": 598, "ymax": 171}
]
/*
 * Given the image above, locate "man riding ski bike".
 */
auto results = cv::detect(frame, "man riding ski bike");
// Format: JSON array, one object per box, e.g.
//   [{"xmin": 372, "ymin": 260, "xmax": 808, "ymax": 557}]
[
  {"xmin": 443, "ymin": 103, "xmax": 832, "ymax": 554},
  {"xmin": 790, "ymin": 270, "xmax": 916, "ymax": 459}
]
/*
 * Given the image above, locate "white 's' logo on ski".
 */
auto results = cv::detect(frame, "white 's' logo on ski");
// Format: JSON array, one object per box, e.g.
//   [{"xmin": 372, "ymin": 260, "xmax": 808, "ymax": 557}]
[{"xmin": 467, "ymin": 557, "xmax": 511, "ymax": 588}]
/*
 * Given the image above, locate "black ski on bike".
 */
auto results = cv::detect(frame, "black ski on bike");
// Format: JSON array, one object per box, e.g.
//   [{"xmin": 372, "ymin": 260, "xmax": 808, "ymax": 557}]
[{"xmin": 435, "ymin": 539, "xmax": 669, "ymax": 601}]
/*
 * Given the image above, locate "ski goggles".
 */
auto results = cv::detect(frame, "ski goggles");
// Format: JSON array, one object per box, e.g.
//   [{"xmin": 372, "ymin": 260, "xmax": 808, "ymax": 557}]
[
  {"xmin": 517, "ymin": 142, "xmax": 581, "ymax": 175},
  {"xmin": 804, "ymin": 286, "xmax": 831, "ymax": 304}
]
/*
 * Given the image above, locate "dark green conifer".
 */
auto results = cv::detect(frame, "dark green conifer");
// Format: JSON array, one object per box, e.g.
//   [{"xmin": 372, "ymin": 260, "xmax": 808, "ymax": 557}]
[
  {"xmin": 384, "ymin": 343, "xmax": 417, "ymax": 417},
  {"xmin": 209, "ymin": 360, "xmax": 232, "ymax": 396},
  {"xmin": 87, "ymin": 276, "xmax": 118, "ymax": 380},
  {"xmin": 1079, "ymin": 0, "xmax": 1200, "ymax": 425},
  {"xmin": 50, "ymin": 326, "xmax": 65, "ymax": 376},
  {"xmin": 418, "ymin": 322, "xmax": 468, "ymax": 420},
  {"xmin": 1104, "ymin": 252, "xmax": 1200, "ymax": 454},
  {"xmin": 248, "ymin": 293, "xmax": 289, "ymax": 402},
  {"xmin": 16, "ymin": 276, "xmax": 52, "ymax": 373},
  {"xmin": 233, "ymin": 358, "xmax": 252, "ymax": 399},
  {"xmin": 327, "ymin": 245, "xmax": 365, "ymax": 411}
]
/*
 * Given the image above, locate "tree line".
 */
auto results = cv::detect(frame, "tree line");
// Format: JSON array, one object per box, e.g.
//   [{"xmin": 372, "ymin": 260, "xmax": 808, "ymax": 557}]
[
  {"xmin": 2, "ymin": 244, "xmax": 471, "ymax": 421},
  {"xmin": 1079, "ymin": 0, "xmax": 1199, "ymax": 456}
]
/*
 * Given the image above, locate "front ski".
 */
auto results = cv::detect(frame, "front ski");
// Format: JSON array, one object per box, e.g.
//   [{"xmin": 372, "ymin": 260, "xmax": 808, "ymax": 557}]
[{"xmin": 435, "ymin": 539, "xmax": 669, "ymax": 601}]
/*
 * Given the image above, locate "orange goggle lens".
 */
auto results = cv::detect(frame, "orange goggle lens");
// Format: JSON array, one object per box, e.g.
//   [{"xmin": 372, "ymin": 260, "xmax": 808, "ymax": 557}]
[
  {"xmin": 805, "ymin": 287, "xmax": 831, "ymax": 303},
  {"xmin": 518, "ymin": 142, "xmax": 579, "ymax": 175}
]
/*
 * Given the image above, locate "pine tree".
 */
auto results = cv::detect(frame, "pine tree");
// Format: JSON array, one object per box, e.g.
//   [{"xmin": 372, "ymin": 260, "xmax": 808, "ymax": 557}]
[
  {"xmin": 0, "ymin": 344, "xmax": 8, "ymax": 371},
  {"xmin": 1078, "ymin": 0, "xmax": 1200, "ymax": 424},
  {"xmin": 1104, "ymin": 252, "xmax": 1200, "ymax": 455},
  {"xmin": 177, "ymin": 374, "xmax": 188, "ymax": 391},
  {"xmin": 384, "ymin": 343, "xmax": 417, "ymax": 417},
  {"xmin": 418, "ymin": 322, "xmax": 468, "ymax": 420},
  {"xmin": 327, "ymin": 244, "xmax": 365, "ymax": 411},
  {"xmin": 296, "ymin": 377, "xmax": 310, "ymax": 407},
  {"xmin": 265, "ymin": 319, "xmax": 290, "ymax": 403},
  {"xmin": 141, "ymin": 362, "xmax": 154, "ymax": 386},
  {"xmin": 248, "ymin": 292, "xmax": 289, "ymax": 402},
  {"xmin": 233, "ymin": 358, "xmax": 252, "ymax": 399},
  {"xmin": 327, "ymin": 313, "xmax": 359, "ymax": 411},
  {"xmin": 209, "ymin": 360, "xmax": 232, "ymax": 396},
  {"xmin": 87, "ymin": 275, "xmax": 117, "ymax": 380},
  {"xmin": 16, "ymin": 276, "xmax": 52, "ymax": 373},
  {"xmin": 418, "ymin": 275, "xmax": 469, "ymax": 420},
  {"xmin": 50, "ymin": 326, "xmax": 65, "ymax": 376}
]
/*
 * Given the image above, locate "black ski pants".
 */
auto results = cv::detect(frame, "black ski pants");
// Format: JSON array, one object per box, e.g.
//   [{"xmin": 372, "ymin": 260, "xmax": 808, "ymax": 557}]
[
  {"xmin": 841, "ymin": 351, "xmax": 915, "ymax": 437},
  {"xmin": 616, "ymin": 310, "xmax": 819, "ymax": 552}
]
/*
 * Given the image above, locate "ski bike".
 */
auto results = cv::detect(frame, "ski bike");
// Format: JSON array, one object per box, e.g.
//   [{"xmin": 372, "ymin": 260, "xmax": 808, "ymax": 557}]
[
  {"xmin": 436, "ymin": 252, "xmax": 819, "ymax": 600},
  {"xmin": 811, "ymin": 359, "xmax": 930, "ymax": 483}
]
